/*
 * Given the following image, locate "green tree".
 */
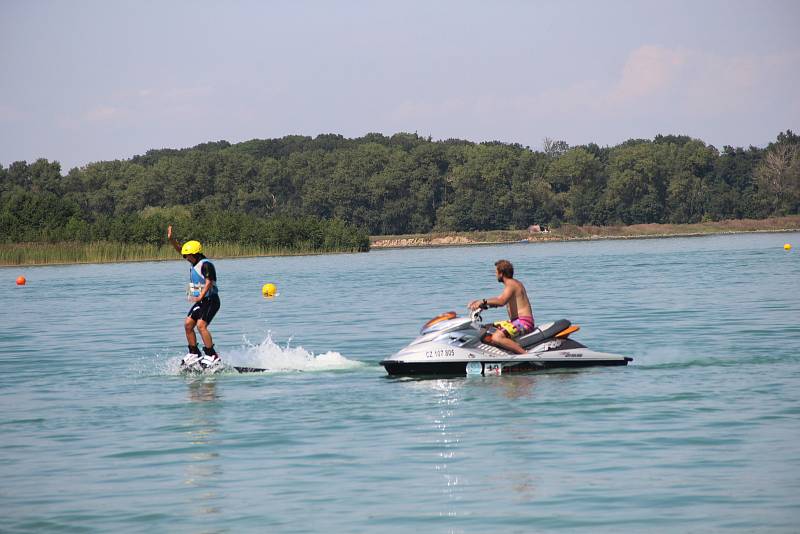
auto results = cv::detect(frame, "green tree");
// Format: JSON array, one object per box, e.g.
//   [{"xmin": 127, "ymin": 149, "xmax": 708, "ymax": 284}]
[
  {"xmin": 754, "ymin": 143, "xmax": 800, "ymax": 215},
  {"xmin": 603, "ymin": 143, "xmax": 667, "ymax": 224},
  {"xmin": 545, "ymin": 148, "xmax": 604, "ymax": 224}
]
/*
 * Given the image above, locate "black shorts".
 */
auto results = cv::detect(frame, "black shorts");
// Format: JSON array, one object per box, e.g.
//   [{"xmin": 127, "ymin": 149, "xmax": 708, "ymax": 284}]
[{"xmin": 187, "ymin": 294, "xmax": 221, "ymax": 324}]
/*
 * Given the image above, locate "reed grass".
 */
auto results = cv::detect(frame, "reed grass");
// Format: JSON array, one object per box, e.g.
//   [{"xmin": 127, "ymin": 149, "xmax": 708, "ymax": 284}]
[
  {"xmin": 0, "ymin": 241, "xmax": 365, "ymax": 266},
  {"xmin": 4, "ymin": 216, "xmax": 798, "ymax": 265}
]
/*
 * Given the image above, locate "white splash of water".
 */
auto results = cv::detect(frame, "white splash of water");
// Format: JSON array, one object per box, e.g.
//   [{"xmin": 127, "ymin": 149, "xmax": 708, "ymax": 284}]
[
  {"xmin": 150, "ymin": 333, "xmax": 364, "ymax": 375},
  {"xmin": 219, "ymin": 333, "xmax": 363, "ymax": 373}
]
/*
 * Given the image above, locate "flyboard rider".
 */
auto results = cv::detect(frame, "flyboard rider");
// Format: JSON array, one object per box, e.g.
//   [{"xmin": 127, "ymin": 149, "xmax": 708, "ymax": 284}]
[
  {"xmin": 167, "ymin": 226, "xmax": 222, "ymax": 371},
  {"xmin": 468, "ymin": 259, "xmax": 534, "ymax": 355}
]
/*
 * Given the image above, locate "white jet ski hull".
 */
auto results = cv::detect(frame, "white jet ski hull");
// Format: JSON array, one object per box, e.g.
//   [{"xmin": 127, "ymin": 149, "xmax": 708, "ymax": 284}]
[
  {"xmin": 381, "ymin": 314, "xmax": 632, "ymax": 376},
  {"xmin": 383, "ymin": 343, "xmax": 630, "ymax": 376}
]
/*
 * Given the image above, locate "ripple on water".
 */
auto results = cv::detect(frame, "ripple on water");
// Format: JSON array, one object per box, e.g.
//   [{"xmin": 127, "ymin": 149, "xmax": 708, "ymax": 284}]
[{"xmin": 1, "ymin": 232, "xmax": 799, "ymax": 532}]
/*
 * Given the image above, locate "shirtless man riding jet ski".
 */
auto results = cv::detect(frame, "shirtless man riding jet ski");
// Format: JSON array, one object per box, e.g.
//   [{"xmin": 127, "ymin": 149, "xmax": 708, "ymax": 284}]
[{"xmin": 468, "ymin": 259, "xmax": 534, "ymax": 355}]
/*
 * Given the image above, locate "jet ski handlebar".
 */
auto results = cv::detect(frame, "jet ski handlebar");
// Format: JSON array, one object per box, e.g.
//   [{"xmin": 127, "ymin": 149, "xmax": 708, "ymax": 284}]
[{"xmin": 470, "ymin": 307, "xmax": 484, "ymax": 323}]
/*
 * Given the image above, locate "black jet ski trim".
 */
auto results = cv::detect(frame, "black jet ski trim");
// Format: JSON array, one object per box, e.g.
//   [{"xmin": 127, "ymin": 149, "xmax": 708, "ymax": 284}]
[{"xmin": 380, "ymin": 309, "xmax": 632, "ymax": 376}]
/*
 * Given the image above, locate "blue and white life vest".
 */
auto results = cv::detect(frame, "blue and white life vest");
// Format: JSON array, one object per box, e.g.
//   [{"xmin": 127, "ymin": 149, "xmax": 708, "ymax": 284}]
[{"xmin": 188, "ymin": 258, "xmax": 218, "ymax": 299}]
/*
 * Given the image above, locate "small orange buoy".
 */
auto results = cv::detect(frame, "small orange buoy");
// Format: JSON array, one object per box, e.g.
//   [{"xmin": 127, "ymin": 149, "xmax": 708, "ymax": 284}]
[{"xmin": 16, "ymin": 276, "xmax": 26, "ymax": 286}]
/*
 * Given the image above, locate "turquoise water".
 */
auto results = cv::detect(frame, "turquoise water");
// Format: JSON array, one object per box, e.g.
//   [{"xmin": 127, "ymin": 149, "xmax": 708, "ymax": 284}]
[{"xmin": 2, "ymin": 233, "xmax": 799, "ymax": 532}]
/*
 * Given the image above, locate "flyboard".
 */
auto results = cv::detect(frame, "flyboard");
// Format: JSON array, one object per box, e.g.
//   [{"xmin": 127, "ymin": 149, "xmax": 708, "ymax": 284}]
[
  {"xmin": 179, "ymin": 354, "xmax": 273, "ymax": 374},
  {"xmin": 180, "ymin": 357, "xmax": 271, "ymax": 374},
  {"xmin": 180, "ymin": 353, "xmax": 223, "ymax": 374},
  {"xmin": 232, "ymin": 366, "xmax": 270, "ymax": 373}
]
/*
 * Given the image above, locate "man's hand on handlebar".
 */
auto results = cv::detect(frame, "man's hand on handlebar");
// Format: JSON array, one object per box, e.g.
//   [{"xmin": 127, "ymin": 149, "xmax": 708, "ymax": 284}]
[
  {"xmin": 468, "ymin": 299, "xmax": 489, "ymax": 311},
  {"xmin": 469, "ymin": 306, "xmax": 484, "ymax": 323}
]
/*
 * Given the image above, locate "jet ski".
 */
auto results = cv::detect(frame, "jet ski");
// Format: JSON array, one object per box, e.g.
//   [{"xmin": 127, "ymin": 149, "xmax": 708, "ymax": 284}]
[{"xmin": 381, "ymin": 308, "xmax": 632, "ymax": 376}]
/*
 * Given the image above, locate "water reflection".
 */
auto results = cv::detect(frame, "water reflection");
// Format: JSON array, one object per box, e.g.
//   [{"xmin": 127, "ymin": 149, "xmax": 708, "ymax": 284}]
[
  {"xmin": 184, "ymin": 377, "xmax": 222, "ymax": 517},
  {"xmin": 401, "ymin": 372, "xmax": 586, "ymax": 511},
  {"xmin": 429, "ymin": 379, "xmax": 463, "ymax": 519},
  {"xmin": 411, "ymin": 374, "xmax": 550, "ymax": 508},
  {"xmin": 388, "ymin": 372, "xmax": 539, "ymax": 399},
  {"xmin": 188, "ymin": 378, "xmax": 221, "ymax": 403},
  {"xmin": 488, "ymin": 374, "xmax": 537, "ymax": 399}
]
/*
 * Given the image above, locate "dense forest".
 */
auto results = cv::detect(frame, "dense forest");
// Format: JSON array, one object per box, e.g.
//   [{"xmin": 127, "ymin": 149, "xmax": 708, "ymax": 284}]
[{"xmin": 1, "ymin": 130, "xmax": 798, "ymax": 249}]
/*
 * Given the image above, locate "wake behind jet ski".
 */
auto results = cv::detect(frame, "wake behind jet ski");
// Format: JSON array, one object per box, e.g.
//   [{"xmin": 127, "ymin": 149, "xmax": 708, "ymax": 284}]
[{"xmin": 380, "ymin": 308, "xmax": 632, "ymax": 376}]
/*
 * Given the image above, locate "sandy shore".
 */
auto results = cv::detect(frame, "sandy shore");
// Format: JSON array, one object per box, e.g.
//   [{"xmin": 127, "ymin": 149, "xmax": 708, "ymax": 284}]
[{"xmin": 370, "ymin": 216, "xmax": 800, "ymax": 249}]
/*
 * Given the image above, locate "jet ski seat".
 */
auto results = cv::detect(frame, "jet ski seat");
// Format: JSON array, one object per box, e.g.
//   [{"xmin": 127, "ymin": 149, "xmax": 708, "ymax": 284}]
[{"xmin": 517, "ymin": 319, "xmax": 571, "ymax": 349}]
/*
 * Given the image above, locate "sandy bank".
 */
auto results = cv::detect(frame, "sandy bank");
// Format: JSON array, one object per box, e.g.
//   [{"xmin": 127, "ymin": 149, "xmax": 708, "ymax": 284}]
[{"xmin": 370, "ymin": 216, "xmax": 800, "ymax": 249}]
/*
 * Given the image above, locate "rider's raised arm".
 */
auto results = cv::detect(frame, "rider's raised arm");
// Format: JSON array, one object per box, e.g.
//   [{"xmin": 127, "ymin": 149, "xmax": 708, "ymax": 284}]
[{"xmin": 167, "ymin": 225, "xmax": 183, "ymax": 254}]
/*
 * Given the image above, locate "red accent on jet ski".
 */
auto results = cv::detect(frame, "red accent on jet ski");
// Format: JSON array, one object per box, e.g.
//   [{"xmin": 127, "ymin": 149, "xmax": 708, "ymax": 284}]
[
  {"xmin": 555, "ymin": 325, "xmax": 580, "ymax": 338},
  {"xmin": 422, "ymin": 311, "xmax": 457, "ymax": 330}
]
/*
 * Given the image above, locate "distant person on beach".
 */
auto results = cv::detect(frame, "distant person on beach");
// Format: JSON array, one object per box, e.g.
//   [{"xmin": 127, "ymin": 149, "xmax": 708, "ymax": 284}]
[
  {"xmin": 468, "ymin": 259, "xmax": 534, "ymax": 354},
  {"xmin": 167, "ymin": 225, "xmax": 221, "ymax": 370}
]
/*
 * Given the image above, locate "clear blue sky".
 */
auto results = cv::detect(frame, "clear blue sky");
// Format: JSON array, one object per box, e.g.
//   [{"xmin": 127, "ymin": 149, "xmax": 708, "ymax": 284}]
[{"xmin": 1, "ymin": 0, "xmax": 798, "ymax": 170}]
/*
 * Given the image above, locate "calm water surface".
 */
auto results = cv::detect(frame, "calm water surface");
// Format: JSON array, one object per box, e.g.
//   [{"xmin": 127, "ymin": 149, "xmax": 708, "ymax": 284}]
[{"xmin": 1, "ymin": 233, "xmax": 799, "ymax": 532}]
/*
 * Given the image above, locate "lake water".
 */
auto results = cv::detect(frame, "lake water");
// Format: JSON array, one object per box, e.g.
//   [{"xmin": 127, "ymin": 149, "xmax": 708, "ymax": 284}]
[{"xmin": 1, "ymin": 232, "xmax": 799, "ymax": 532}]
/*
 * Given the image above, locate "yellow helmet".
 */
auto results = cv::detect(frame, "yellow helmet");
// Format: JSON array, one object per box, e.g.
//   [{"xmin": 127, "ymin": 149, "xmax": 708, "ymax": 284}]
[{"xmin": 181, "ymin": 240, "xmax": 203, "ymax": 255}]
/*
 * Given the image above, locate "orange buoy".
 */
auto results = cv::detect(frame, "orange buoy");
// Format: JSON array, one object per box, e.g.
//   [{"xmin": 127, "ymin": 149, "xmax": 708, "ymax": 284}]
[{"xmin": 16, "ymin": 276, "xmax": 26, "ymax": 286}]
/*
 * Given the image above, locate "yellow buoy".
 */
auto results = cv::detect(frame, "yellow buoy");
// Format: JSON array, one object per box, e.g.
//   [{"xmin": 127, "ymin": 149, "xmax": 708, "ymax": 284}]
[
  {"xmin": 262, "ymin": 283, "xmax": 277, "ymax": 297},
  {"xmin": 784, "ymin": 243, "xmax": 792, "ymax": 251}
]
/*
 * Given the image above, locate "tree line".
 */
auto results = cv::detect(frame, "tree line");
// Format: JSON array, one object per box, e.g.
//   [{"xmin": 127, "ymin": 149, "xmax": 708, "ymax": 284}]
[{"xmin": 1, "ymin": 130, "xmax": 798, "ymax": 246}]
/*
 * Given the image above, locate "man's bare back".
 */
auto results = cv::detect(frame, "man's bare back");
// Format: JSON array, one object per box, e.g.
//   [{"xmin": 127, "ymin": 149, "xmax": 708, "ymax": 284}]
[{"xmin": 501, "ymin": 277, "xmax": 533, "ymax": 322}]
